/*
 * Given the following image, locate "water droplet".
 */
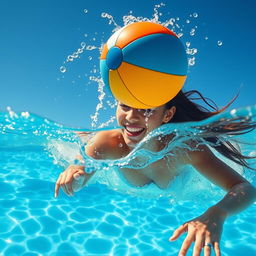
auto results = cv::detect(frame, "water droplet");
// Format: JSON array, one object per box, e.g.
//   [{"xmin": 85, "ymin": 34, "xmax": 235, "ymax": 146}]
[
  {"xmin": 186, "ymin": 19, "xmax": 190, "ymax": 24},
  {"xmin": 84, "ymin": 9, "xmax": 88, "ymax": 14},
  {"xmin": 77, "ymin": 48, "xmax": 83, "ymax": 54},
  {"xmin": 119, "ymin": 143, "xmax": 123, "ymax": 147},
  {"xmin": 217, "ymin": 40, "xmax": 223, "ymax": 46},
  {"xmin": 188, "ymin": 57, "xmax": 196, "ymax": 66},
  {"xmin": 190, "ymin": 28, "xmax": 196, "ymax": 36},
  {"xmin": 67, "ymin": 55, "xmax": 73, "ymax": 62},
  {"xmin": 60, "ymin": 66, "xmax": 66, "ymax": 73},
  {"xmin": 86, "ymin": 45, "xmax": 97, "ymax": 50},
  {"xmin": 193, "ymin": 13, "xmax": 198, "ymax": 18}
]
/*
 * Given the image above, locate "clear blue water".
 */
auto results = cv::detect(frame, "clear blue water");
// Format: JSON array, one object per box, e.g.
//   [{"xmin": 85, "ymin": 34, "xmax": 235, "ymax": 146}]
[{"xmin": 0, "ymin": 106, "xmax": 256, "ymax": 256}]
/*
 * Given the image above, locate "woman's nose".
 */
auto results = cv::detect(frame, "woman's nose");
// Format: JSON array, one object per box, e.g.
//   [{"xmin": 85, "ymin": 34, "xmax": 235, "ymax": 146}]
[{"xmin": 126, "ymin": 108, "xmax": 140, "ymax": 121}]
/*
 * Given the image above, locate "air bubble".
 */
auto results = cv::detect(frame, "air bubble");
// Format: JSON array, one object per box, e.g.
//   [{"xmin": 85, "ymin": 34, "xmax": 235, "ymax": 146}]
[
  {"xmin": 193, "ymin": 13, "xmax": 198, "ymax": 18},
  {"xmin": 84, "ymin": 9, "xmax": 88, "ymax": 14}
]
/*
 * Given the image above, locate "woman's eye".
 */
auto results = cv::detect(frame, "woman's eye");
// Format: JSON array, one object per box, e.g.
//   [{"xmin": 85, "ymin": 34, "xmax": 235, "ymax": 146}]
[
  {"xmin": 120, "ymin": 104, "xmax": 130, "ymax": 110},
  {"xmin": 138, "ymin": 108, "xmax": 155, "ymax": 115}
]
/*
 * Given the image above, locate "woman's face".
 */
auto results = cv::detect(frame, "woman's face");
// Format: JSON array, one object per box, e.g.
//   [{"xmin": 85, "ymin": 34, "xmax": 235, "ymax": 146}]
[{"xmin": 116, "ymin": 102, "xmax": 175, "ymax": 148}]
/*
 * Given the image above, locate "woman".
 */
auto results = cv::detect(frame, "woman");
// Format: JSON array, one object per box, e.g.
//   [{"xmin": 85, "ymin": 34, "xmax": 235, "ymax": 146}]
[{"xmin": 55, "ymin": 89, "xmax": 256, "ymax": 256}]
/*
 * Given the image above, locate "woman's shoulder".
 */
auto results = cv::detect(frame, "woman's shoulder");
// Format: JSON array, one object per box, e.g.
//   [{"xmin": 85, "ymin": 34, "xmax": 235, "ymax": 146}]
[{"xmin": 85, "ymin": 129, "xmax": 127, "ymax": 159}]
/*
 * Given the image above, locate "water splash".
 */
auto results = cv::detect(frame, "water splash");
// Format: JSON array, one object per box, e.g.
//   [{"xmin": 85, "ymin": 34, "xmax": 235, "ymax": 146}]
[
  {"xmin": 1, "ymin": 105, "xmax": 256, "ymax": 199},
  {"xmin": 58, "ymin": 4, "xmax": 223, "ymax": 128}
]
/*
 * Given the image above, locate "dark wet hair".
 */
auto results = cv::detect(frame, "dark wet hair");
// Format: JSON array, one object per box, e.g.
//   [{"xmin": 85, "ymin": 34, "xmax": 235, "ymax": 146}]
[{"xmin": 165, "ymin": 90, "xmax": 256, "ymax": 170}]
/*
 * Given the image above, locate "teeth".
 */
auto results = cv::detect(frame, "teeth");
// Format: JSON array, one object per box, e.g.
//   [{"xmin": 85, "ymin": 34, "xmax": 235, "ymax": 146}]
[{"xmin": 126, "ymin": 127, "xmax": 144, "ymax": 133}]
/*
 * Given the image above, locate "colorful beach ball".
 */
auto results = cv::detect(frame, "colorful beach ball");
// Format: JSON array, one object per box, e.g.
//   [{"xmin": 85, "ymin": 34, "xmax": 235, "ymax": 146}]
[{"xmin": 100, "ymin": 22, "xmax": 188, "ymax": 109}]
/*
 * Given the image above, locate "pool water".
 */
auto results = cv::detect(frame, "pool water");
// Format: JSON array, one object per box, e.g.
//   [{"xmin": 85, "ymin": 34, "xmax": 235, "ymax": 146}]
[{"xmin": 0, "ymin": 107, "xmax": 256, "ymax": 256}]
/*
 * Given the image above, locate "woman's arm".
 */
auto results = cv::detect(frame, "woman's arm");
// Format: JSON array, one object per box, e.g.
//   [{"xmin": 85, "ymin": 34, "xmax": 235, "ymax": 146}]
[
  {"xmin": 170, "ymin": 144, "xmax": 256, "ymax": 256},
  {"xmin": 189, "ymin": 144, "xmax": 256, "ymax": 216}
]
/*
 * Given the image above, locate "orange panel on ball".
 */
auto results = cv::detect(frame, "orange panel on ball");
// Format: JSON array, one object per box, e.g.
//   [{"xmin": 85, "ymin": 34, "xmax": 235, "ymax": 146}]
[
  {"xmin": 117, "ymin": 62, "xmax": 186, "ymax": 107},
  {"xmin": 100, "ymin": 44, "xmax": 108, "ymax": 60},
  {"xmin": 115, "ymin": 22, "xmax": 177, "ymax": 49},
  {"xmin": 109, "ymin": 70, "xmax": 155, "ymax": 109}
]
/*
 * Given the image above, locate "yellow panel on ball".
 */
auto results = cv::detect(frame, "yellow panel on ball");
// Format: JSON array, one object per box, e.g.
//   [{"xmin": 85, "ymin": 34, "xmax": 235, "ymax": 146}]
[
  {"xmin": 117, "ymin": 62, "xmax": 187, "ymax": 107},
  {"xmin": 109, "ymin": 70, "xmax": 154, "ymax": 109}
]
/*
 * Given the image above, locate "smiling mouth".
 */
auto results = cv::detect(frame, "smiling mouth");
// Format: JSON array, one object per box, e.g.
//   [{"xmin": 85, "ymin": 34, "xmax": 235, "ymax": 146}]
[{"xmin": 124, "ymin": 126, "xmax": 145, "ymax": 137}]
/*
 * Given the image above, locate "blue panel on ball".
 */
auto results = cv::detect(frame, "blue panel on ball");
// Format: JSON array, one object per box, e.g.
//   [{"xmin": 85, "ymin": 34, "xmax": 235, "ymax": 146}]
[
  {"xmin": 100, "ymin": 60, "xmax": 111, "ymax": 93},
  {"xmin": 122, "ymin": 33, "xmax": 187, "ymax": 76},
  {"xmin": 106, "ymin": 46, "xmax": 123, "ymax": 70}
]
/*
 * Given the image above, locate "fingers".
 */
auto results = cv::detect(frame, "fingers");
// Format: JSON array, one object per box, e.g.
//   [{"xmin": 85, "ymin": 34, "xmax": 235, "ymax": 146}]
[
  {"xmin": 55, "ymin": 166, "xmax": 85, "ymax": 197},
  {"xmin": 179, "ymin": 233, "xmax": 194, "ymax": 256},
  {"xmin": 203, "ymin": 233, "xmax": 212, "ymax": 256},
  {"xmin": 192, "ymin": 232, "xmax": 205, "ymax": 256},
  {"xmin": 54, "ymin": 175, "xmax": 61, "ymax": 198},
  {"xmin": 169, "ymin": 223, "xmax": 188, "ymax": 241},
  {"xmin": 213, "ymin": 242, "xmax": 221, "ymax": 256}
]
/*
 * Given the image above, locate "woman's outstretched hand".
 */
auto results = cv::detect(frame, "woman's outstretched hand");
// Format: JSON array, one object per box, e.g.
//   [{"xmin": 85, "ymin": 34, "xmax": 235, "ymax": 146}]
[
  {"xmin": 55, "ymin": 165, "xmax": 91, "ymax": 198},
  {"xmin": 169, "ymin": 207, "xmax": 226, "ymax": 256}
]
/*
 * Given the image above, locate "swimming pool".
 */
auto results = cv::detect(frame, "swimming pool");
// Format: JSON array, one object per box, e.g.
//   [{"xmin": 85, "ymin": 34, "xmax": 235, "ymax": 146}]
[{"xmin": 0, "ymin": 107, "xmax": 256, "ymax": 256}]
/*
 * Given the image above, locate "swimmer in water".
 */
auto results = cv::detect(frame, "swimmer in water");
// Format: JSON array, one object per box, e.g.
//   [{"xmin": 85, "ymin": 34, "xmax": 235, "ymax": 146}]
[{"xmin": 55, "ymin": 90, "xmax": 256, "ymax": 256}]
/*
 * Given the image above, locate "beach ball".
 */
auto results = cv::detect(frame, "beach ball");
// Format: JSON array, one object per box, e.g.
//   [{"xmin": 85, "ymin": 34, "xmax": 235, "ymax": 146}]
[{"xmin": 100, "ymin": 22, "xmax": 188, "ymax": 109}]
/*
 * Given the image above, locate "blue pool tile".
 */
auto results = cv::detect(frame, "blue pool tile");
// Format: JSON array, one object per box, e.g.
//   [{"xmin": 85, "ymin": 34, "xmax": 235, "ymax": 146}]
[
  {"xmin": 27, "ymin": 236, "xmax": 51, "ymax": 253},
  {"xmin": 55, "ymin": 242, "xmax": 80, "ymax": 256},
  {"xmin": 21, "ymin": 219, "xmax": 41, "ymax": 235},
  {"xmin": 48, "ymin": 206, "xmax": 67, "ymax": 220},
  {"xmin": 122, "ymin": 226, "xmax": 138, "ymax": 238},
  {"xmin": 60, "ymin": 227, "xmax": 75, "ymax": 241},
  {"xmin": 106, "ymin": 214, "xmax": 124, "ymax": 226},
  {"xmin": 84, "ymin": 238, "xmax": 113, "ymax": 254},
  {"xmin": 12, "ymin": 235, "xmax": 26, "ymax": 243},
  {"xmin": 22, "ymin": 252, "xmax": 38, "ymax": 256},
  {"xmin": 0, "ymin": 239, "xmax": 7, "ymax": 251},
  {"xmin": 97, "ymin": 222, "xmax": 121, "ymax": 236},
  {"xmin": 4, "ymin": 245, "xmax": 25, "ymax": 255},
  {"xmin": 9, "ymin": 210, "xmax": 28, "ymax": 220},
  {"xmin": 73, "ymin": 222, "xmax": 94, "ymax": 232},
  {"xmin": 39, "ymin": 216, "xmax": 61, "ymax": 234},
  {"xmin": 0, "ymin": 181, "xmax": 15, "ymax": 194}
]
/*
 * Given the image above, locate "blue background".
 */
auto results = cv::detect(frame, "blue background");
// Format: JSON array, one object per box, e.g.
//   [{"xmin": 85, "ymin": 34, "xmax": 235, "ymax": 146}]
[{"xmin": 1, "ymin": 0, "xmax": 256, "ymax": 128}]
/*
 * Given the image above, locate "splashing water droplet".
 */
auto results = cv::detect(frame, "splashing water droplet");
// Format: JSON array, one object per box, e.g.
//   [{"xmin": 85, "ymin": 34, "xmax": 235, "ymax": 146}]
[
  {"xmin": 190, "ymin": 28, "xmax": 196, "ymax": 36},
  {"xmin": 60, "ymin": 66, "xmax": 66, "ymax": 73},
  {"xmin": 188, "ymin": 57, "xmax": 196, "ymax": 66},
  {"xmin": 86, "ymin": 45, "xmax": 97, "ymax": 50},
  {"xmin": 217, "ymin": 40, "xmax": 223, "ymax": 46}
]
